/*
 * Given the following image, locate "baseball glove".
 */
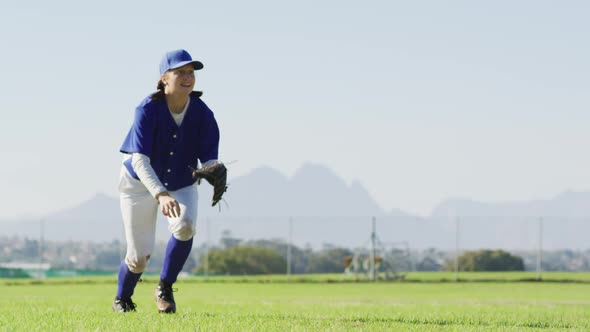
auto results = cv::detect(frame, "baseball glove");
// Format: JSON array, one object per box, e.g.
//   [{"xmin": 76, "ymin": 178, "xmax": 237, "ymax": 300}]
[{"xmin": 192, "ymin": 162, "xmax": 228, "ymax": 206}]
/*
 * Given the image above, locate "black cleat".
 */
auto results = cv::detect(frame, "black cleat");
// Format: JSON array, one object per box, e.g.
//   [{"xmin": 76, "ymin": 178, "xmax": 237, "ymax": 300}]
[
  {"xmin": 112, "ymin": 297, "xmax": 137, "ymax": 312},
  {"xmin": 154, "ymin": 285, "xmax": 176, "ymax": 313}
]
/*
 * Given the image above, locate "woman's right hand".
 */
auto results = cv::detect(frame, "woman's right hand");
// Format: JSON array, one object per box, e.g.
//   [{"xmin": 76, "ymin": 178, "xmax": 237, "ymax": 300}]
[{"xmin": 156, "ymin": 192, "xmax": 181, "ymax": 218}]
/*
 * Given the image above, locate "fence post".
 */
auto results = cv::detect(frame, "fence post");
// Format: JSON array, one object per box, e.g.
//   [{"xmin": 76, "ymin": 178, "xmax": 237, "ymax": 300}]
[
  {"xmin": 287, "ymin": 217, "xmax": 293, "ymax": 280},
  {"xmin": 454, "ymin": 217, "xmax": 460, "ymax": 282},
  {"xmin": 39, "ymin": 219, "xmax": 44, "ymax": 280},
  {"xmin": 205, "ymin": 217, "xmax": 210, "ymax": 279},
  {"xmin": 536, "ymin": 217, "xmax": 543, "ymax": 281},
  {"xmin": 370, "ymin": 216, "xmax": 377, "ymax": 281}
]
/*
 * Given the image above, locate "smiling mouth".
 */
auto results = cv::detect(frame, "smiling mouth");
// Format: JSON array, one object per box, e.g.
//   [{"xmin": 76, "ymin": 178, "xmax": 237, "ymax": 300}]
[{"xmin": 180, "ymin": 84, "xmax": 192, "ymax": 88}]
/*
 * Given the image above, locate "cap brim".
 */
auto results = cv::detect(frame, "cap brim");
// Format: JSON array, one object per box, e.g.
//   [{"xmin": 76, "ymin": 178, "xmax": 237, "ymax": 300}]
[{"xmin": 170, "ymin": 60, "xmax": 204, "ymax": 71}]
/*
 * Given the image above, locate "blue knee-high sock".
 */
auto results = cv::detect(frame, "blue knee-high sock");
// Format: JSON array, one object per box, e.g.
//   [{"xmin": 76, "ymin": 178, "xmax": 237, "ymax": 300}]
[
  {"xmin": 160, "ymin": 236, "xmax": 193, "ymax": 284},
  {"xmin": 116, "ymin": 260, "xmax": 142, "ymax": 300}
]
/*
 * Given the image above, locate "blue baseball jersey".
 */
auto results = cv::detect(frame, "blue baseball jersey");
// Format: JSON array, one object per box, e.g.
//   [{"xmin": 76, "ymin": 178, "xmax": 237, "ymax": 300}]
[{"xmin": 120, "ymin": 95, "xmax": 220, "ymax": 191}]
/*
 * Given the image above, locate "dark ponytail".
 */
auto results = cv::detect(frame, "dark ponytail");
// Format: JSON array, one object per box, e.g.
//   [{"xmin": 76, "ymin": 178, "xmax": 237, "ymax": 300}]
[
  {"xmin": 157, "ymin": 80, "xmax": 166, "ymax": 91},
  {"xmin": 150, "ymin": 80, "xmax": 203, "ymax": 101},
  {"xmin": 149, "ymin": 80, "xmax": 166, "ymax": 101}
]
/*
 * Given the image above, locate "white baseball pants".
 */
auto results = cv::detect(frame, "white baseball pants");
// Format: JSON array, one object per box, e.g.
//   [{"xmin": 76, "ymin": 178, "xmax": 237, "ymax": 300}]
[{"xmin": 118, "ymin": 167, "xmax": 198, "ymax": 273}]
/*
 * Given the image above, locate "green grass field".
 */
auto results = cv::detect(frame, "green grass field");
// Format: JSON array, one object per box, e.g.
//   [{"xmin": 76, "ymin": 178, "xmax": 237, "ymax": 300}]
[{"xmin": 1, "ymin": 274, "xmax": 590, "ymax": 331}]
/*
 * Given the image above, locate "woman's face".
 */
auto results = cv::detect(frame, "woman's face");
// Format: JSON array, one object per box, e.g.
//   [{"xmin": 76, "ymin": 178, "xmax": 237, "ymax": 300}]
[{"xmin": 162, "ymin": 64, "xmax": 195, "ymax": 95}]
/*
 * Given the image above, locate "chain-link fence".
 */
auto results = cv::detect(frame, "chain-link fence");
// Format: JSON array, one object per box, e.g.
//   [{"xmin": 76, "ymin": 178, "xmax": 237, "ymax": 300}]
[{"xmin": 188, "ymin": 215, "xmax": 590, "ymax": 276}]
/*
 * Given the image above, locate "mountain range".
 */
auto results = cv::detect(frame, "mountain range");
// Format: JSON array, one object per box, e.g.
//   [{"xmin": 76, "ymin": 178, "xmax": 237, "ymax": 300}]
[{"xmin": 1, "ymin": 163, "xmax": 589, "ymax": 250}]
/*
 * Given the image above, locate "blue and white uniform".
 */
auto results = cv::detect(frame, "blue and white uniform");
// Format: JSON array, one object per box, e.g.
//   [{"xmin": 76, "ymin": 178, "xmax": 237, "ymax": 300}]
[{"xmin": 118, "ymin": 94, "xmax": 219, "ymax": 273}]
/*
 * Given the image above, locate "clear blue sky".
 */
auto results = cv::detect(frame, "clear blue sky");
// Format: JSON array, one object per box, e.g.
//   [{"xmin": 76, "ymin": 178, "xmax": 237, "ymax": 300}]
[{"xmin": 1, "ymin": 0, "xmax": 589, "ymax": 218}]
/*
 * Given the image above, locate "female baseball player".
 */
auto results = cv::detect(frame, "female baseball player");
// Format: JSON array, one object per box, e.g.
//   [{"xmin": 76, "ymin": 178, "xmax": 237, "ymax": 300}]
[{"xmin": 113, "ymin": 49, "xmax": 221, "ymax": 313}]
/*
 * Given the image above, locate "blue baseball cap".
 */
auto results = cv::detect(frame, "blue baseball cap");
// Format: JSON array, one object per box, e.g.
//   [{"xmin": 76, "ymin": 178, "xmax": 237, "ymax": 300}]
[{"xmin": 159, "ymin": 49, "xmax": 203, "ymax": 75}]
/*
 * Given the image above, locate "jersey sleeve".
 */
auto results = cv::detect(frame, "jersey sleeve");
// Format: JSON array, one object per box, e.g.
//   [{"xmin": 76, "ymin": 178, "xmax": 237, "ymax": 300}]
[
  {"xmin": 198, "ymin": 106, "xmax": 220, "ymax": 163},
  {"xmin": 120, "ymin": 106, "xmax": 156, "ymax": 157}
]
